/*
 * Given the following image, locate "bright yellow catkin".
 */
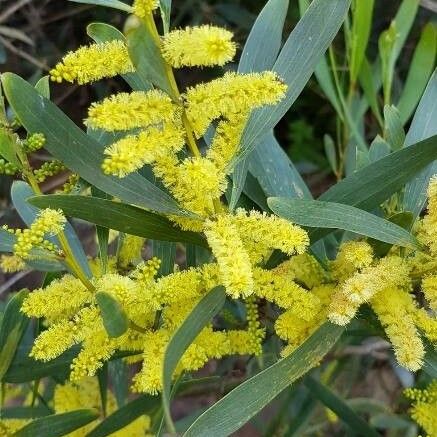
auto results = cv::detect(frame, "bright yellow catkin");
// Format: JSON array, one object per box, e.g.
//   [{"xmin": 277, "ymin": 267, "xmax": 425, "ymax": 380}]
[
  {"xmin": 132, "ymin": 0, "xmax": 159, "ymax": 17},
  {"xmin": 86, "ymin": 90, "xmax": 178, "ymax": 131},
  {"xmin": 371, "ymin": 287, "xmax": 424, "ymax": 371},
  {"xmin": 330, "ymin": 240, "xmax": 373, "ymax": 282},
  {"xmin": 234, "ymin": 209, "xmax": 309, "ymax": 264},
  {"xmin": 421, "ymin": 175, "xmax": 437, "ymax": 255},
  {"xmin": 21, "ymin": 274, "xmax": 91, "ymax": 322},
  {"xmin": 118, "ymin": 234, "xmax": 145, "ymax": 268},
  {"xmin": 0, "ymin": 254, "xmax": 26, "ymax": 273},
  {"xmin": 328, "ymin": 255, "xmax": 411, "ymax": 325},
  {"xmin": 102, "ymin": 122, "xmax": 185, "ymax": 177},
  {"xmin": 14, "ymin": 208, "xmax": 66, "ymax": 259},
  {"xmin": 185, "ymin": 71, "xmax": 287, "ymax": 137},
  {"xmin": 204, "ymin": 215, "xmax": 253, "ymax": 298},
  {"xmin": 164, "ymin": 157, "xmax": 226, "ymax": 215},
  {"xmin": 162, "ymin": 25, "xmax": 236, "ymax": 68},
  {"xmin": 50, "ymin": 41, "xmax": 133, "ymax": 84},
  {"xmin": 404, "ymin": 380, "xmax": 437, "ymax": 437}
]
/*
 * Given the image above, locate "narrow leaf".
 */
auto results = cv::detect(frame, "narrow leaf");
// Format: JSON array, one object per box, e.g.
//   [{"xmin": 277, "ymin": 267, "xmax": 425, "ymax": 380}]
[
  {"xmin": 304, "ymin": 377, "xmax": 380, "ymax": 437},
  {"xmin": 14, "ymin": 409, "xmax": 100, "ymax": 437},
  {"xmin": 87, "ymin": 395, "xmax": 159, "ymax": 437},
  {"xmin": 29, "ymin": 195, "xmax": 207, "ymax": 247},
  {"xmin": 398, "ymin": 23, "xmax": 437, "ymax": 123},
  {"xmin": 383, "ymin": 105, "xmax": 405, "ymax": 151},
  {"xmin": 319, "ymin": 134, "xmax": 437, "ymax": 212},
  {"xmin": 350, "ymin": 0, "xmax": 375, "ymax": 83},
  {"xmin": 238, "ymin": 0, "xmax": 289, "ymax": 74},
  {"xmin": 236, "ymin": 0, "xmax": 351, "ymax": 163},
  {"xmin": 403, "ymin": 70, "xmax": 437, "ymax": 220},
  {"xmin": 0, "ymin": 290, "xmax": 29, "ymax": 381},
  {"xmin": 184, "ymin": 323, "xmax": 344, "ymax": 437},
  {"xmin": 34, "ymin": 76, "xmax": 50, "ymax": 99},
  {"xmin": 163, "ymin": 287, "xmax": 226, "ymax": 432},
  {"xmin": 96, "ymin": 292, "xmax": 129, "ymax": 338},
  {"xmin": 69, "ymin": 0, "xmax": 132, "ymax": 12},
  {"xmin": 268, "ymin": 198, "xmax": 419, "ymax": 248}
]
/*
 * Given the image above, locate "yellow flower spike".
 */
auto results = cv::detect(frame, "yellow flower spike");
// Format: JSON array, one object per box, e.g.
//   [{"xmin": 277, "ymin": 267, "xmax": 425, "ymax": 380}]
[
  {"xmin": 0, "ymin": 254, "xmax": 26, "ymax": 273},
  {"xmin": 371, "ymin": 287, "xmax": 424, "ymax": 371},
  {"xmin": 165, "ymin": 157, "xmax": 226, "ymax": 216},
  {"xmin": 234, "ymin": 209, "xmax": 309, "ymax": 264},
  {"xmin": 274, "ymin": 254, "xmax": 327, "ymax": 289},
  {"xmin": 13, "ymin": 208, "xmax": 66, "ymax": 259},
  {"xmin": 185, "ymin": 71, "xmax": 287, "ymax": 137},
  {"xmin": 414, "ymin": 308, "xmax": 437, "ymax": 343},
  {"xmin": 421, "ymin": 175, "xmax": 437, "ymax": 255},
  {"xmin": 86, "ymin": 90, "xmax": 178, "ymax": 131},
  {"xmin": 132, "ymin": 330, "xmax": 170, "ymax": 394},
  {"xmin": 130, "ymin": 257, "xmax": 161, "ymax": 284},
  {"xmin": 118, "ymin": 235, "xmax": 145, "ymax": 268},
  {"xmin": 422, "ymin": 275, "xmax": 437, "ymax": 312},
  {"xmin": 132, "ymin": 0, "xmax": 159, "ymax": 18},
  {"xmin": 330, "ymin": 240, "xmax": 373, "ymax": 282},
  {"xmin": 328, "ymin": 290, "xmax": 360, "ymax": 326},
  {"xmin": 70, "ymin": 332, "xmax": 118, "ymax": 381},
  {"xmin": 253, "ymin": 267, "xmax": 320, "ymax": 319},
  {"xmin": 102, "ymin": 123, "xmax": 185, "ymax": 178},
  {"xmin": 50, "ymin": 40, "xmax": 134, "ymax": 84},
  {"xmin": 30, "ymin": 319, "xmax": 78, "ymax": 361},
  {"xmin": 405, "ymin": 380, "xmax": 437, "ymax": 437},
  {"xmin": 162, "ymin": 25, "xmax": 236, "ymax": 68},
  {"xmin": 204, "ymin": 215, "xmax": 253, "ymax": 299},
  {"xmin": 21, "ymin": 274, "xmax": 91, "ymax": 323}
]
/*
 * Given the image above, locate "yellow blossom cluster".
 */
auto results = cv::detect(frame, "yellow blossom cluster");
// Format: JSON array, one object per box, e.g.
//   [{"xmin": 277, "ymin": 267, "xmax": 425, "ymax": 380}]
[
  {"xmin": 404, "ymin": 380, "xmax": 437, "ymax": 437},
  {"xmin": 50, "ymin": 41, "xmax": 133, "ymax": 84},
  {"xmin": 162, "ymin": 25, "xmax": 236, "ymax": 68},
  {"xmin": 13, "ymin": 208, "xmax": 66, "ymax": 259},
  {"xmin": 132, "ymin": 0, "xmax": 159, "ymax": 18},
  {"xmin": 0, "ymin": 254, "xmax": 26, "ymax": 273}
]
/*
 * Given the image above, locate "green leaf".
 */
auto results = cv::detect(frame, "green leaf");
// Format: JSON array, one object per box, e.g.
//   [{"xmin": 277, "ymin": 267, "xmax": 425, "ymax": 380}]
[
  {"xmin": 268, "ymin": 198, "xmax": 419, "ymax": 248},
  {"xmin": 324, "ymin": 134, "xmax": 337, "ymax": 174},
  {"xmin": 238, "ymin": 0, "xmax": 289, "ymax": 74},
  {"xmin": 235, "ymin": 0, "xmax": 351, "ymax": 163},
  {"xmin": 383, "ymin": 105, "xmax": 405, "ymax": 150},
  {"xmin": 393, "ymin": 0, "xmax": 420, "ymax": 60},
  {"xmin": 0, "ymin": 227, "xmax": 15, "ymax": 252},
  {"xmin": 69, "ymin": 0, "xmax": 132, "ymax": 12},
  {"xmin": 0, "ymin": 290, "xmax": 29, "ymax": 381},
  {"xmin": 304, "ymin": 377, "xmax": 380, "ymax": 437},
  {"xmin": 232, "ymin": 0, "xmax": 290, "ymax": 207},
  {"xmin": 368, "ymin": 135, "xmax": 390, "ymax": 162},
  {"xmin": 0, "ymin": 127, "xmax": 20, "ymax": 166},
  {"xmin": 359, "ymin": 58, "xmax": 383, "ymax": 126},
  {"xmin": 423, "ymin": 346, "xmax": 437, "ymax": 378},
  {"xmin": 403, "ymin": 70, "xmax": 437, "ymax": 221},
  {"xmin": 159, "ymin": 0, "xmax": 172, "ymax": 34},
  {"xmin": 249, "ymin": 132, "xmax": 312, "ymax": 199},
  {"xmin": 319, "ymin": 134, "xmax": 437, "ymax": 211},
  {"xmin": 184, "ymin": 323, "xmax": 344, "ymax": 437},
  {"xmin": 96, "ymin": 292, "xmax": 129, "ymax": 338},
  {"xmin": 87, "ymin": 395, "xmax": 159, "ymax": 437},
  {"xmin": 29, "ymin": 194, "xmax": 207, "ymax": 247},
  {"xmin": 0, "ymin": 406, "xmax": 52, "ymax": 419},
  {"xmin": 1, "ymin": 73, "xmax": 184, "ymax": 216},
  {"xmin": 127, "ymin": 24, "xmax": 175, "ymax": 98},
  {"xmin": 86, "ymin": 22, "xmax": 152, "ymax": 91},
  {"xmin": 163, "ymin": 287, "xmax": 226, "ymax": 432},
  {"xmin": 14, "ymin": 409, "xmax": 100, "ymax": 437},
  {"xmin": 398, "ymin": 23, "xmax": 437, "ymax": 123},
  {"xmin": 12, "ymin": 181, "xmax": 92, "ymax": 277},
  {"xmin": 34, "ymin": 76, "xmax": 50, "ymax": 99},
  {"xmin": 379, "ymin": 22, "xmax": 398, "ymax": 106},
  {"xmin": 349, "ymin": 0, "xmax": 375, "ymax": 83}
]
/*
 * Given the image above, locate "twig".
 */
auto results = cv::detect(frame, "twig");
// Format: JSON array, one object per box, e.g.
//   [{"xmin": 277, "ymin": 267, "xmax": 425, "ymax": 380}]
[
  {"xmin": 421, "ymin": 0, "xmax": 437, "ymax": 13},
  {"xmin": 0, "ymin": 270, "xmax": 32, "ymax": 295},
  {"xmin": 0, "ymin": 35, "xmax": 49, "ymax": 70},
  {"xmin": 0, "ymin": 0, "xmax": 32, "ymax": 24}
]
